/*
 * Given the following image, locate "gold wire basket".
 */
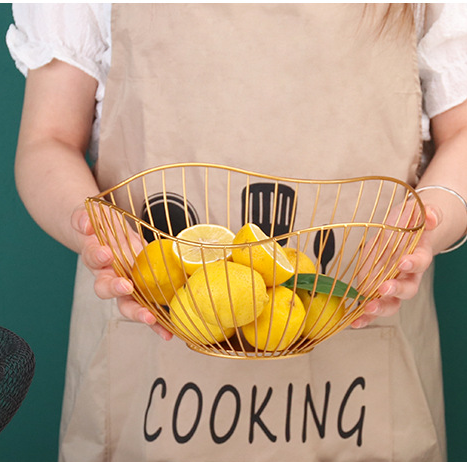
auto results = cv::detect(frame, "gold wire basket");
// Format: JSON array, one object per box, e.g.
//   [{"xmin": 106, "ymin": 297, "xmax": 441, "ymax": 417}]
[{"xmin": 85, "ymin": 163, "xmax": 425, "ymax": 359}]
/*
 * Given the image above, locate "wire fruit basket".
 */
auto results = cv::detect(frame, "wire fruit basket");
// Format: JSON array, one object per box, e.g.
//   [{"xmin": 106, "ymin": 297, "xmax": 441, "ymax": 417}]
[{"xmin": 85, "ymin": 163, "xmax": 425, "ymax": 359}]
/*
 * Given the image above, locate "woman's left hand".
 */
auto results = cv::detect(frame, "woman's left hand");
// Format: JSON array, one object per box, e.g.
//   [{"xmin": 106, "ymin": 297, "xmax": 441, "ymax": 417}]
[{"xmin": 352, "ymin": 204, "xmax": 441, "ymax": 328}]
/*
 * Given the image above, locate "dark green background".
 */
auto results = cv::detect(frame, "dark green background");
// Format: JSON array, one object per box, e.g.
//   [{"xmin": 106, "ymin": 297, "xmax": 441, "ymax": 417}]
[{"xmin": 0, "ymin": 4, "xmax": 466, "ymax": 461}]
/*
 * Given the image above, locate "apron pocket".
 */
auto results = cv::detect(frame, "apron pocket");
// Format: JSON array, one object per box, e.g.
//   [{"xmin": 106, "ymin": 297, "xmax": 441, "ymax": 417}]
[{"xmin": 107, "ymin": 320, "xmax": 439, "ymax": 461}]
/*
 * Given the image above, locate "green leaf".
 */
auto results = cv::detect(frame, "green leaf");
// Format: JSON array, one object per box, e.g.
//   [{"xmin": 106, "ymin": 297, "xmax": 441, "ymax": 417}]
[{"xmin": 281, "ymin": 273, "xmax": 363, "ymax": 301}]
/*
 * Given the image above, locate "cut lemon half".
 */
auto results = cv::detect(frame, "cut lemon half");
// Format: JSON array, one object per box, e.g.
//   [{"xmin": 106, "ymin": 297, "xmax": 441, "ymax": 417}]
[
  {"xmin": 232, "ymin": 223, "xmax": 295, "ymax": 286},
  {"xmin": 172, "ymin": 224, "xmax": 236, "ymax": 275}
]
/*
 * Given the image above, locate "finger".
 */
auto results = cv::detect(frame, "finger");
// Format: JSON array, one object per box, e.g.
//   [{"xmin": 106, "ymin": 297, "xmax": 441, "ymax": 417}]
[
  {"xmin": 351, "ymin": 298, "xmax": 379, "ymax": 328},
  {"xmin": 378, "ymin": 272, "xmax": 423, "ymax": 301},
  {"xmin": 117, "ymin": 297, "xmax": 173, "ymax": 340},
  {"xmin": 397, "ymin": 236, "xmax": 433, "ymax": 274},
  {"xmin": 117, "ymin": 295, "xmax": 155, "ymax": 323},
  {"xmin": 81, "ymin": 237, "xmax": 114, "ymax": 270},
  {"xmin": 149, "ymin": 323, "xmax": 174, "ymax": 341},
  {"xmin": 352, "ymin": 293, "xmax": 402, "ymax": 328},
  {"xmin": 351, "ymin": 313, "xmax": 374, "ymax": 329},
  {"xmin": 94, "ymin": 271, "xmax": 133, "ymax": 299},
  {"xmin": 71, "ymin": 206, "xmax": 94, "ymax": 235},
  {"xmin": 365, "ymin": 295, "xmax": 402, "ymax": 317}
]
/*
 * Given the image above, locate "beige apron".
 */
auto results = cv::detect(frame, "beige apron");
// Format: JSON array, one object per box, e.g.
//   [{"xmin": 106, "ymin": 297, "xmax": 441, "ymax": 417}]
[{"xmin": 60, "ymin": 5, "xmax": 446, "ymax": 461}]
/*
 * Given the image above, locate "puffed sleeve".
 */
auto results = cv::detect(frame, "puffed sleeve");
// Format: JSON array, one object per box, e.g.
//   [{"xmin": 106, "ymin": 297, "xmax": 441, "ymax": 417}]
[
  {"xmin": 418, "ymin": 4, "xmax": 467, "ymax": 119},
  {"xmin": 6, "ymin": 3, "xmax": 111, "ymax": 103}
]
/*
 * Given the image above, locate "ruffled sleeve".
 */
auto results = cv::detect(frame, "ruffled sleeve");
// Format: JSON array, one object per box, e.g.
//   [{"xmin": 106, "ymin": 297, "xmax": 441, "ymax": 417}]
[
  {"xmin": 6, "ymin": 3, "xmax": 111, "ymax": 103},
  {"xmin": 418, "ymin": 4, "xmax": 467, "ymax": 119},
  {"xmin": 6, "ymin": 4, "xmax": 112, "ymax": 158}
]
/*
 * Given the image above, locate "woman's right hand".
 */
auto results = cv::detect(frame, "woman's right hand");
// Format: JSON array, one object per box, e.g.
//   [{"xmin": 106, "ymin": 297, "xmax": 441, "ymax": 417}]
[{"xmin": 71, "ymin": 206, "xmax": 173, "ymax": 341}]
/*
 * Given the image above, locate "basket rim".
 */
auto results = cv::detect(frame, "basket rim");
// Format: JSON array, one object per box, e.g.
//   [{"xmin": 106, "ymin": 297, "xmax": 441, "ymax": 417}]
[
  {"xmin": 84, "ymin": 197, "xmax": 426, "ymax": 241},
  {"xmin": 86, "ymin": 162, "xmax": 426, "ymax": 237}
]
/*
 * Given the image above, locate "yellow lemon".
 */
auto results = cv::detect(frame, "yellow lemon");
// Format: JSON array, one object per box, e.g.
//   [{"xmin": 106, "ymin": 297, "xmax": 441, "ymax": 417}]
[
  {"xmin": 283, "ymin": 247, "xmax": 316, "ymax": 274},
  {"xmin": 172, "ymin": 224, "xmax": 235, "ymax": 275},
  {"xmin": 232, "ymin": 223, "xmax": 294, "ymax": 287},
  {"xmin": 186, "ymin": 260, "xmax": 268, "ymax": 328},
  {"xmin": 243, "ymin": 286, "xmax": 306, "ymax": 351},
  {"xmin": 170, "ymin": 287, "xmax": 235, "ymax": 345},
  {"xmin": 300, "ymin": 291, "xmax": 345, "ymax": 339},
  {"xmin": 132, "ymin": 239, "xmax": 186, "ymax": 305}
]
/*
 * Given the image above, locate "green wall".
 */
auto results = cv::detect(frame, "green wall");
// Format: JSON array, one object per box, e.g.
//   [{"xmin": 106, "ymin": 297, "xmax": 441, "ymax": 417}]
[
  {"xmin": 0, "ymin": 4, "xmax": 466, "ymax": 461},
  {"xmin": 0, "ymin": 5, "xmax": 76, "ymax": 461}
]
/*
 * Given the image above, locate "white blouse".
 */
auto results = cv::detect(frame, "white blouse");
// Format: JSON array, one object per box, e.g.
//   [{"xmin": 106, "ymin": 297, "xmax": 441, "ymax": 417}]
[{"xmin": 6, "ymin": 4, "xmax": 467, "ymax": 158}]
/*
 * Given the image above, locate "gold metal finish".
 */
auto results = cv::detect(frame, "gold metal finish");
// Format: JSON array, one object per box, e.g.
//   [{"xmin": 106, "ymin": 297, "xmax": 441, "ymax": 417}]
[{"xmin": 85, "ymin": 163, "xmax": 425, "ymax": 359}]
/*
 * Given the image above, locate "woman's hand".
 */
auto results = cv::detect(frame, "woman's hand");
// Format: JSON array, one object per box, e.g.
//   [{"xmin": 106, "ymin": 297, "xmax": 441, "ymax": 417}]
[
  {"xmin": 71, "ymin": 206, "xmax": 173, "ymax": 340},
  {"xmin": 352, "ymin": 100, "xmax": 467, "ymax": 328},
  {"xmin": 352, "ymin": 203, "xmax": 440, "ymax": 328}
]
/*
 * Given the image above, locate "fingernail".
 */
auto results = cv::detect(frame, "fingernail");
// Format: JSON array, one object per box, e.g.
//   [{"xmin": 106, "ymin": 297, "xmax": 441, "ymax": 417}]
[
  {"xmin": 399, "ymin": 260, "xmax": 413, "ymax": 272},
  {"xmin": 161, "ymin": 330, "xmax": 172, "ymax": 341},
  {"xmin": 79, "ymin": 214, "xmax": 90, "ymax": 233},
  {"xmin": 118, "ymin": 279, "xmax": 133, "ymax": 294},
  {"xmin": 139, "ymin": 311, "xmax": 156, "ymax": 325},
  {"xmin": 155, "ymin": 325, "xmax": 172, "ymax": 341},
  {"xmin": 96, "ymin": 249, "xmax": 110, "ymax": 264},
  {"xmin": 138, "ymin": 311, "xmax": 148, "ymax": 324},
  {"xmin": 365, "ymin": 300, "xmax": 381, "ymax": 315},
  {"xmin": 379, "ymin": 283, "xmax": 395, "ymax": 297},
  {"xmin": 352, "ymin": 318, "xmax": 367, "ymax": 329}
]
